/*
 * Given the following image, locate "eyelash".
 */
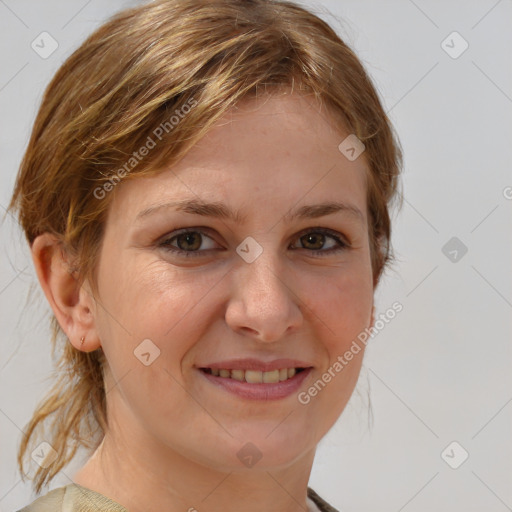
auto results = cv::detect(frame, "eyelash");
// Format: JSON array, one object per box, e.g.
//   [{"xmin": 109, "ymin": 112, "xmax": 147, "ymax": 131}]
[{"xmin": 157, "ymin": 227, "xmax": 350, "ymax": 258}]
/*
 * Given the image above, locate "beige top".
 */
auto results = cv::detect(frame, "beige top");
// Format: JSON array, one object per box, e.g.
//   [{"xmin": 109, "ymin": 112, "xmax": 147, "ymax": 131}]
[{"xmin": 16, "ymin": 483, "xmax": 340, "ymax": 512}]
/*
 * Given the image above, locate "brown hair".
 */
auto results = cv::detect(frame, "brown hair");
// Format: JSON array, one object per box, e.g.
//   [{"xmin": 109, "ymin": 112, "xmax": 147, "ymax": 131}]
[{"xmin": 8, "ymin": 0, "xmax": 402, "ymax": 493}]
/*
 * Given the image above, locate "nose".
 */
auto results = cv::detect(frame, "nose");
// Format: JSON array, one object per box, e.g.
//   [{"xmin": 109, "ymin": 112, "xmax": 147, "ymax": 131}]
[{"xmin": 224, "ymin": 250, "xmax": 303, "ymax": 342}]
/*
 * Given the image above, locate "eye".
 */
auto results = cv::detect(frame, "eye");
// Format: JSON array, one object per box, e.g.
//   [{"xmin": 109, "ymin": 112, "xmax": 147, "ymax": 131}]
[
  {"xmin": 159, "ymin": 228, "xmax": 219, "ymax": 257},
  {"xmin": 157, "ymin": 227, "xmax": 350, "ymax": 258},
  {"xmin": 290, "ymin": 228, "xmax": 350, "ymax": 257}
]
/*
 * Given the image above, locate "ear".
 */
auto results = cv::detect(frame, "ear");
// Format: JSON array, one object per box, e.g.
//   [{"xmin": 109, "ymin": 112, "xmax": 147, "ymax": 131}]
[{"xmin": 31, "ymin": 233, "xmax": 101, "ymax": 352}]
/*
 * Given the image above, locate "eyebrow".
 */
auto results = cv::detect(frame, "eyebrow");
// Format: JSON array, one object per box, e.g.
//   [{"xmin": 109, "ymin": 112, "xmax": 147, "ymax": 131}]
[{"xmin": 135, "ymin": 198, "xmax": 365, "ymax": 224}]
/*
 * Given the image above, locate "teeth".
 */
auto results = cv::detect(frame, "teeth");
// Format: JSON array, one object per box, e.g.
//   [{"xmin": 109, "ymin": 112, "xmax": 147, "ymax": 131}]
[
  {"xmin": 231, "ymin": 369, "xmax": 245, "ymax": 381},
  {"xmin": 263, "ymin": 369, "xmax": 280, "ymax": 383},
  {"xmin": 245, "ymin": 370, "xmax": 263, "ymax": 383},
  {"xmin": 205, "ymin": 367, "xmax": 303, "ymax": 383}
]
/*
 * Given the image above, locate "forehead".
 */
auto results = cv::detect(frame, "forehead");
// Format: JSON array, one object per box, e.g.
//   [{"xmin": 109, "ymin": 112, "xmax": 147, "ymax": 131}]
[
  {"xmin": 191, "ymin": 93, "xmax": 350, "ymax": 161},
  {"xmin": 108, "ymin": 93, "xmax": 369, "ymax": 223}
]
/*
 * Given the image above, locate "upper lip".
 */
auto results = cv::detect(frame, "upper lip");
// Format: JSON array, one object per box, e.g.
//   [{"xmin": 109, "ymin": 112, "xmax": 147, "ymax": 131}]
[{"xmin": 197, "ymin": 358, "xmax": 313, "ymax": 372}]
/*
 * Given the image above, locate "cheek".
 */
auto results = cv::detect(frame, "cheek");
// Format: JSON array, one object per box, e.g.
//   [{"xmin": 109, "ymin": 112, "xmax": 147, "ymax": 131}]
[
  {"xmin": 300, "ymin": 270, "xmax": 372, "ymax": 414},
  {"xmin": 128, "ymin": 259, "xmax": 227, "ymax": 332},
  {"xmin": 294, "ymin": 276, "xmax": 371, "ymax": 441},
  {"xmin": 95, "ymin": 255, "xmax": 225, "ymax": 358},
  {"xmin": 307, "ymin": 265, "xmax": 374, "ymax": 351}
]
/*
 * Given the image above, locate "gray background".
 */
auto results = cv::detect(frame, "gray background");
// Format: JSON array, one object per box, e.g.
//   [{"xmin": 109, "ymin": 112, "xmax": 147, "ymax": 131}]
[{"xmin": 1, "ymin": 1, "xmax": 511, "ymax": 511}]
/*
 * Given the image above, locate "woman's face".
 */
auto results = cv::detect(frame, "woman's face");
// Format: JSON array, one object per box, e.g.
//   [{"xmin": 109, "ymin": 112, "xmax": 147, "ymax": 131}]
[{"xmin": 91, "ymin": 93, "xmax": 374, "ymax": 470}]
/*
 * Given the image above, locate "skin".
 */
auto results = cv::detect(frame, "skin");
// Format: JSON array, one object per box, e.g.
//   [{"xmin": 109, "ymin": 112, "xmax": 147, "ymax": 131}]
[{"xmin": 32, "ymin": 92, "xmax": 376, "ymax": 512}]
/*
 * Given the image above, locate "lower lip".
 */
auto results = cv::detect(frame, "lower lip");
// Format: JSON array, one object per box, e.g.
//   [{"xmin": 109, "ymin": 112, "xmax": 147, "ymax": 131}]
[{"xmin": 197, "ymin": 368, "xmax": 313, "ymax": 401}]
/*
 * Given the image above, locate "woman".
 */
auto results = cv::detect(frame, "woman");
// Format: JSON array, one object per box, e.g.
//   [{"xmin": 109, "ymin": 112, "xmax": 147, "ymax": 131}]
[{"xmin": 9, "ymin": 0, "xmax": 402, "ymax": 511}]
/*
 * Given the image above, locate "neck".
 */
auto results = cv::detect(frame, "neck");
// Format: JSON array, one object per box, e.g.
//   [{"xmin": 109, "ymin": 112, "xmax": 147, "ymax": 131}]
[
  {"xmin": 73, "ymin": 403, "xmax": 316, "ymax": 512},
  {"xmin": 74, "ymin": 434, "xmax": 315, "ymax": 512}
]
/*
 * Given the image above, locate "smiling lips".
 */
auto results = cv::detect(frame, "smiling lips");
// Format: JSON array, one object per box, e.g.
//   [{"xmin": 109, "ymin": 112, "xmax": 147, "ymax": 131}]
[{"xmin": 197, "ymin": 358, "xmax": 314, "ymax": 400}]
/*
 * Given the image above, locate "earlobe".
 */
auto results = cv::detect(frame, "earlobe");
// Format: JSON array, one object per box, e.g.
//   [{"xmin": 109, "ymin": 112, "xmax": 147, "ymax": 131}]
[{"xmin": 31, "ymin": 233, "xmax": 101, "ymax": 352}]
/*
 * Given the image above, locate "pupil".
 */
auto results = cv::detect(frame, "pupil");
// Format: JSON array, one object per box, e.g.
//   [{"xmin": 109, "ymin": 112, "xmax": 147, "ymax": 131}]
[
  {"xmin": 304, "ymin": 233, "xmax": 323, "ymax": 249},
  {"xmin": 179, "ymin": 233, "xmax": 200, "ymax": 250}
]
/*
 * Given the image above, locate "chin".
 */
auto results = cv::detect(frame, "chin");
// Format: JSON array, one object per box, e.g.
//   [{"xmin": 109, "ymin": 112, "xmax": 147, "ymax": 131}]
[{"xmin": 199, "ymin": 425, "xmax": 315, "ymax": 472}]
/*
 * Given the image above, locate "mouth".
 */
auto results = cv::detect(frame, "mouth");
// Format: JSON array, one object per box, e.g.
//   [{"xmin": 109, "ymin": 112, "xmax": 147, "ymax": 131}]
[
  {"xmin": 197, "ymin": 364, "xmax": 313, "ymax": 401},
  {"xmin": 199, "ymin": 367, "xmax": 308, "ymax": 384}
]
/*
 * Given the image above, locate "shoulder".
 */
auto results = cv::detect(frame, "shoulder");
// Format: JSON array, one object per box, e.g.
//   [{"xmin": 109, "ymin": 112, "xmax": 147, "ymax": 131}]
[
  {"xmin": 17, "ymin": 484, "xmax": 333, "ymax": 512},
  {"xmin": 16, "ymin": 486, "xmax": 66, "ymax": 512},
  {"xmin": 15, "ymin": 484, "xmax": 127, "ymax": 512},
  {"xmin": 307, "ymin": 487, "xmax": 341, "ymax": 512}
]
